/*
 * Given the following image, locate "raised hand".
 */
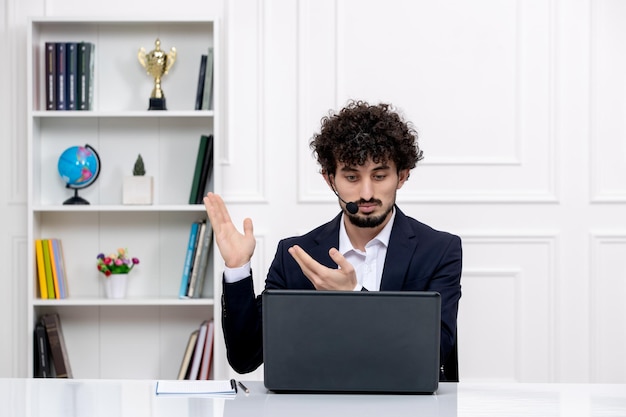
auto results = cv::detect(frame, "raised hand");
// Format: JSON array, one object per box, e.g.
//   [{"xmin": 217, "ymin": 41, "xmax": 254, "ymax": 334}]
[{"xmin": 203, "ymin": 192, "xmax": 256, "ymax": 268}]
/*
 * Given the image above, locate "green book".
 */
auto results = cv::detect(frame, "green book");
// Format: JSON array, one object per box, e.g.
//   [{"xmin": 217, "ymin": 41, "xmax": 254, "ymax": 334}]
[
  {"xmin": 41, "ymin": 239, "xmax": 55, "ymax": 299},
  {"xmin": 189, "ymin": 135, "xmax": 209, "ymax": 204}
]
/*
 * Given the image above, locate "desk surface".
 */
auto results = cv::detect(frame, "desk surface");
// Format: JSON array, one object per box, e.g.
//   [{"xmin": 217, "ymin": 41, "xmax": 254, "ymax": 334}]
[{"xmin": 1, "ymin": 378, "xmax": 625, "ymax": 417}]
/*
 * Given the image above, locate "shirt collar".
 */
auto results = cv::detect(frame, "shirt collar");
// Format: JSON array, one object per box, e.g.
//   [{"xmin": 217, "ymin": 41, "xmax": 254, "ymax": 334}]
[{"xmin": 338, "ymin": 208, "xmax": 396, "ymax": 254}]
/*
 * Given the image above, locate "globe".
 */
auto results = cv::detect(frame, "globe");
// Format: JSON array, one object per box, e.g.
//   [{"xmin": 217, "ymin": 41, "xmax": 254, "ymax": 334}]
[{"xmin": 57, "ymin": 144, "xmax": 101, "ymax": 205}]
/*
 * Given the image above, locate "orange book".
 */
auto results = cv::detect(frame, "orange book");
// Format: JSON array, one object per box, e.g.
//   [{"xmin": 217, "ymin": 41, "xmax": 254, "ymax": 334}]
[{"xmin": 35, "ymin": 239, "xmax": 48, "ymax": 299}]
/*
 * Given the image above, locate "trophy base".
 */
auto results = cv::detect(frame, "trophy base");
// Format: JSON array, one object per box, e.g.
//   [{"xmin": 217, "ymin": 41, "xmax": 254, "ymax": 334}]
[{"xmin": 149, "ymin": 98, "xmax": 167, "ymax": 111}]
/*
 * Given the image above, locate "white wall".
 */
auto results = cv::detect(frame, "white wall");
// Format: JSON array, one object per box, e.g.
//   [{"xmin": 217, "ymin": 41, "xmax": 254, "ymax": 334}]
[{"xmin": 2, "ymin": 0, "xmax": 625, "ymax": 383}]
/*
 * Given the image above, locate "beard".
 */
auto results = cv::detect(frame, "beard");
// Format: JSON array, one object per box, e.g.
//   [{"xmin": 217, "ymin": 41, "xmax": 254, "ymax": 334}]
[{"xmin": 345, "ymin": 199, "xmax": 394, "ymax": 228}]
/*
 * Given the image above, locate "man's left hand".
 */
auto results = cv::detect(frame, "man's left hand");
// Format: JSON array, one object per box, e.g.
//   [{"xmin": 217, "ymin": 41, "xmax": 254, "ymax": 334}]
[{"xmin": 288, "ymin": 245, "xmax": 357, "ymax": 291}]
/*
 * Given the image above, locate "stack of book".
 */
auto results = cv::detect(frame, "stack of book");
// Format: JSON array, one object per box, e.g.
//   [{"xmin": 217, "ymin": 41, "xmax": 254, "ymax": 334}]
[
  {"xmin": 34, "ymin": 313, "xmax": 73, "ymax": 378},
  {"xmin": 194, "ymin": 48, "xmax": 214, "ymax": 110},
  {"xmin": 177, "ymin": 320, "xmax": 215, "ymax": 380},
  {"xmin": 35, "ymin": 238, "xmax": 69, "ymax": 299},
  {"xmin": 189, "ymin": 134, "xmax": 214, "ymax": 204},
  {"xmin": 178, "ymin": 220, "xmax": 213, "ymax": 299},
  {"xmin": 44, "ymin": 41, "xmax": 95, "ymax": 111}
]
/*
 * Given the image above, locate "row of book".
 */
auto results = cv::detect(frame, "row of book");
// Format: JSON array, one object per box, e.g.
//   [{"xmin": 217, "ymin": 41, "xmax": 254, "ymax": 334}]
[
  {"xmin": 35, "ymin": 238, "xmax": 69, "ymax": 299},
  {"xmin": 45, "ymin": 41, "xmax": 95, "ymax": 111},
  {"xmin": 179, "ymin": 220, "xmax": 214, "ymax": 299},
  {"xmin": 177, "ymin": 319, "xmax": 215, "ymax": 380},
  {"xmin": 189, "ymin": 134, "xmax": 214, "ymax": 204},
  {"xmin": 34, "ymin": 313, "xmax": 73, "ymax": 378},
  {"xmin": 194, "ymin": 48, "xmax": 214, "ymax": 110}
]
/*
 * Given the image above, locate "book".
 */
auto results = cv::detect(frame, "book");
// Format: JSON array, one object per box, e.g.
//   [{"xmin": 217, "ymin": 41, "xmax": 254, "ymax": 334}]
[
  {"xmin": 55, "ymin": 42, "xmax": 66, "ymax": 110},
  {"xmin": 194, "ymin": 54, "xmax": 208, "ymax": 110},
  {"xmin": 189, "ymin": 135, "xmax": 210, "ymax": 204},
  {"xmin": 179, "ymin": 221, "xmax": 200, "ymax": 298},
  {"xmin": 51, "ymin": 238, "xmax": 68, "ymax": 299},
  {"xmin": 189, "ymin": 220, "xmax": 213, "ymax": 298},
  {"xmin": 44, "ymin": 42, "xmax": 56, "ymax": 110},
  {"xmin": 41, "ymin": 313, "xmax": 73, "ymax": 378},
  {"xmin": 187, "ymin": 221, "xmax": 207, "ymax": 298},
  {"xmin": 195, "ymin": 134, "xmax": 214, "ymax": 204},
  {"xmin": 65, "ymin": 42, "xmax": 78, "ymax": 110},
  {"xmin": 201, "ymin": 47, "xmax": 214, "ymax": 110},
  {"xmin": 34, "ymin": 239, "xmax": 48, "ymax": 299},
  {"xmin": 77, "ymin": 42, "xmax": 95, "ymax": 110},
  {"xmin": 198, "ymin": 320, "xmax": 214, "ymax": 380},
  {"xmin": 47, "ymin": 239, "xmax": 61, "ymax": 299},
  {"xmin": 41, "ymin": 239, "xmax": 55, "ymax": 299},
  {"xmin": 34, "ymin": 322, "xmax": 52, "ymax": 378},
  {"xmin": 177, "ymin": 329, "xmax": 199, "ymax": 380},
  {"xmin": 188, "ymin": 320, "xmax": 208, "ymax": 380}
]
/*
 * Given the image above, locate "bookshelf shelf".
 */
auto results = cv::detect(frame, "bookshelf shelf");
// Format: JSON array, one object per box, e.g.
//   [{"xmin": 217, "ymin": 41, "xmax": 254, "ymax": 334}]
[
  {"xmin": 26, "ymin": 17, "xmax": 221, "ymax": 380},
  {"xmin": 32, "ymin": 204, "xmax": 207, "ymax": 213},
  {"xmin": 33, "ymin": 297, "xmax": 215, "ymax": 307},
  {"xmin": 32, "ymin": 110, "xmax": 215, "ymax": 118}
]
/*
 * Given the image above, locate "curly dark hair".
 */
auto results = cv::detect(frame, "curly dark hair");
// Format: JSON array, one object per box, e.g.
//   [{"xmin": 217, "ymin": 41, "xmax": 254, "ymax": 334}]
[{"xmin": 310, "ymin": 100, "xmax": 423, "ymax": 176}]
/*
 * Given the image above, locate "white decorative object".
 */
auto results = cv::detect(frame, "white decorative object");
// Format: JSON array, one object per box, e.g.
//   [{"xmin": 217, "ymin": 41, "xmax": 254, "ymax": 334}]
[
  {"xmin": 104, "ymin": 274, "xmax": 128, "ymax": 299},
  {"xmin": 123, "ymin": 176, "xmax": 154, "ymax": 204},
  {"xmin": 123, "ymin": 154, "xmax": 153, "ymax": 204}
]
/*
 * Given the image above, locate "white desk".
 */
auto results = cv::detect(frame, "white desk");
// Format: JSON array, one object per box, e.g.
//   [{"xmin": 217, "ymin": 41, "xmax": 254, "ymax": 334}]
[{"xmin": 1, "ymin": 378, "xmax": 624, "ymax": 416}]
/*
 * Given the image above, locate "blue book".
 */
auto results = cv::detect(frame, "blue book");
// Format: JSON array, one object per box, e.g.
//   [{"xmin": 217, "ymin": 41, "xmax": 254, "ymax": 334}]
[
  {"xmin": 51, "ymin": 239, "xmax": 66, "ymax": 299},
  {"xmin": 179, "ymin": 222, "xmax": 200, "ymax": 298}
]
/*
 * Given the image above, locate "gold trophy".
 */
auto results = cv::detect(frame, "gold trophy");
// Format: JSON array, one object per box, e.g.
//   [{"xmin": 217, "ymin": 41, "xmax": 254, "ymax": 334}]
[{"xmin": 138, "ymin": 38, "xmax": 177, "ymax": 110}]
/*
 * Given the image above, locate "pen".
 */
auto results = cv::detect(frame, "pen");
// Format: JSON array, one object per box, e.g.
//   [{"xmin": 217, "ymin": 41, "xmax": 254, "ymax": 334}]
[
  {"xmin": 237, "ymin": 380, "xmax": 250, "ymax": 394},
  {"xmin": 230, "ymin": 378, "xmax": 237, "ymax": 393}
]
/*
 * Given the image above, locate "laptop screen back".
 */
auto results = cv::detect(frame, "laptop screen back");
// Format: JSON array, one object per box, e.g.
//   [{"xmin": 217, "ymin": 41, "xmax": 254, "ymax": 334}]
[{"xmin": 262, "ymin": 290, "xmax": 441, "ymax": 393}]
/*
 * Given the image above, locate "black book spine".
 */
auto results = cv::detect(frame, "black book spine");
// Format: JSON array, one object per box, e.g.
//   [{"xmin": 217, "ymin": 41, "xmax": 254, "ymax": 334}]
[
  {"xmin": 195, "ymin": 134, "xmax": 214, "ymax": 204},
  {"xmin": 195, "ymin": 55, "xmax": 207, "ymax": 110},
  {"xmin": 55, "ymin": 43, "xmax": 67, "ymax": 110},
  {"xmin": 34, "ymin": 322, "xmax": 52, "ymax": 378},
  {"xmin": 44, "ymin": 42, "xmax": 56, "ymax": 111},
  {"xmin": 66, "ymin": 42, "xmax": 78, "ymax": 110}
]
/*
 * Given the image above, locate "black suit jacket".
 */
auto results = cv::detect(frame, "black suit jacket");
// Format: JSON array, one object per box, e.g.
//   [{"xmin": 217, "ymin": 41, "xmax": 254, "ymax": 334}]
[{"xmin": 222, "ymin": 206, "xmax": 463, "ymax": 374}]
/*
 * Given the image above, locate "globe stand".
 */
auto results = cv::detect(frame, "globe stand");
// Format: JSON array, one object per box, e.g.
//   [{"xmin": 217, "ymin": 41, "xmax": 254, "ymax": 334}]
[{"xmin": 63, "ymin": 188, "xmax": 90, "ymax": 205}]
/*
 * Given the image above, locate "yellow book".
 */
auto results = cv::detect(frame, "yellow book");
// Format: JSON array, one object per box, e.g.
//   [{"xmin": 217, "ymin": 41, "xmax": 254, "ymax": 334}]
[
  {"xmin": 41, "ymin": 239, "xmax": 55, "ymax": 299},
  {"xmin": 48, "ymin": 239, "xmax": 61, "ymax": 299},
  {"xmin": 35, "ymin": 239, "xmax": 48, "ymax": 299}
]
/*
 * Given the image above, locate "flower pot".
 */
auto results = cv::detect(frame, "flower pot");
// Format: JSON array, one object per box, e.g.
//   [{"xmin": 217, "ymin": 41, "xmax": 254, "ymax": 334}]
[
  {"xmin": 104, "ymin": 274, "xmax": 128, "ymax": 299},
  {"xmin": 123, "ymin": 176, "xmax": 153, "ymax": 205}
]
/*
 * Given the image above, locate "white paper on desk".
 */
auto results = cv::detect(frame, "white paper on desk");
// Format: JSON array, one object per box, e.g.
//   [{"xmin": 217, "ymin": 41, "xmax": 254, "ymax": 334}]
[{"xmin": 155, "ymin": 380, "xmax": 237, "ymax": 397}]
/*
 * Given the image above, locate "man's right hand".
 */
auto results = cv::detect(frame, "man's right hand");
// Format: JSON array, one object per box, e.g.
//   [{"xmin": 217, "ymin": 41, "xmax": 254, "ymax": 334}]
[{"xmin": 203, "ymin": 192, "xmax": 256, "ymax": 268}]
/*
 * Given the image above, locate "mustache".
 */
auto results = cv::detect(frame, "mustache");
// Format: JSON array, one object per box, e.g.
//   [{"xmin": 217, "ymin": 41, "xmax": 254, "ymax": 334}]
[{"xmin": 355, "ymin": 198, "xmax": 382, "ymax": 206}]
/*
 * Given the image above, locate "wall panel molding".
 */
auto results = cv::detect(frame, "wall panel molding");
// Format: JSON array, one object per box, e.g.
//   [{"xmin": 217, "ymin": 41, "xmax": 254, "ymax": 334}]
[
  {"xmin": 459, "ymin": 233, "xmax": 558, "ymax": 381},
  {"xmin": 296, "ymin": 0, "xmax": 558, "ymax": 204},
  {"xmin": 589, "ymin": 1, "xmax": 626, "ymax": 203},
  {"xmin": 222, "ymin": 0, "xmax": 267, "ymax": 202},
  {"xmin": 589, "ymin": 232, "xmax": 626, "ymax": 382}
]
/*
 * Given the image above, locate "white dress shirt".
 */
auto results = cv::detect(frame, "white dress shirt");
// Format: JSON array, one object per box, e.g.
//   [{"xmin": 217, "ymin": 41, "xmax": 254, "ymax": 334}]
[{"xmin": 339, "ymin": 209, "xmax": 395, "ymax": 291}]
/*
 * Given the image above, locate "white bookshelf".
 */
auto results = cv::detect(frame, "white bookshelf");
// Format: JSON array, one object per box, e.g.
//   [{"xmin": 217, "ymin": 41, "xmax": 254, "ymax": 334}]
[{"xmin": 26, "ymin": 17, "xmax": 222, "ymax": 379}]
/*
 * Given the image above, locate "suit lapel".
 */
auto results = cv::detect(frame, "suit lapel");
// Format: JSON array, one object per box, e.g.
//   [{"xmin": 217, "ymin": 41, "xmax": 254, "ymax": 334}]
[
  {"xmin": 380, "ymin": 208, "xmax": 418, "ymax": 290},
  {"xmin": 310, "ymin": 213, "xmax": 342, "ymax": 268}
]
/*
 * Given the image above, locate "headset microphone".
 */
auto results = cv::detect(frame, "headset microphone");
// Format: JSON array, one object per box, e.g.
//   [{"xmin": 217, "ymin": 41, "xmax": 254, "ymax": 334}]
[{"xmin": 333, "ymin": 189, "xmax": 359, "ymax": 215}]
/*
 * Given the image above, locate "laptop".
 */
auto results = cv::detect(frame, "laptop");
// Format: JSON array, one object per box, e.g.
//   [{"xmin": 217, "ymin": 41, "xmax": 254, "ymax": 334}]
[{"xmin": 262, "ymin": 290, "xmax": 441, "ymax": 394}]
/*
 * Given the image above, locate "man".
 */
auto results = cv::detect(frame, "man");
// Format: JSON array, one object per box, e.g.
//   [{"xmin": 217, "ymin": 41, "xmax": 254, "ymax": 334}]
[{"xmin": 204, "ymin": 100, "xmax": 462, "ymax": 380}]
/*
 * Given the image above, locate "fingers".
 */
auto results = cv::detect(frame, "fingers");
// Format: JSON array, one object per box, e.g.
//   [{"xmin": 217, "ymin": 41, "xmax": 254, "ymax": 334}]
[
  {"xmin": 203, "ymin": 192, "xmax": 232, "ymax": 228},
  {"xmin": 328, "ymin": 248, "xmax": 353, "ymax": 273},
  {"xmin": 288, "ymin": 245, "xmax": 356, "ymax": 290}
]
